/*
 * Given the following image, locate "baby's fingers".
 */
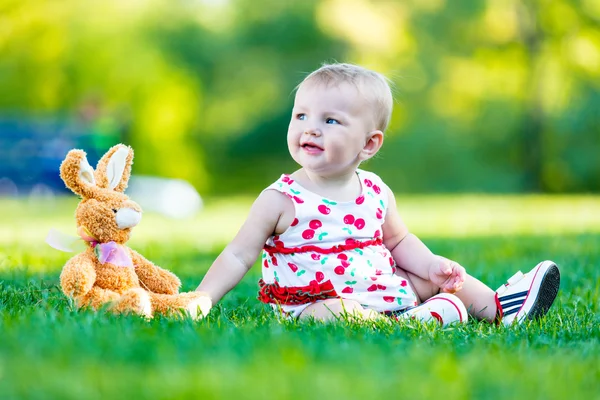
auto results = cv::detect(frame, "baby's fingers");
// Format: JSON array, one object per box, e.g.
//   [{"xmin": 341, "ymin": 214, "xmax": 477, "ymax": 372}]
[
  {"xmin": 449, "ymin": 261, "xmax": 466, "ymax": 281},
  {"xmin": 452, "ymin": 277, "xmax": 464, "ymax": 292},
  {"xmin": 437, "ymin": 256, "xmax": 453, "ymax": 276},
  {"xmin": 442, "ymin": 275, "xmax": 464, "ymax": 293}
]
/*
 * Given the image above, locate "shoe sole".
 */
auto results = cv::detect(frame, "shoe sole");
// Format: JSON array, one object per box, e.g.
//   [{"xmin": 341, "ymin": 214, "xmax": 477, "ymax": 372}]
[{"xmin": 518, "ymin": 261, "xmax": 561, "ymax": 322}]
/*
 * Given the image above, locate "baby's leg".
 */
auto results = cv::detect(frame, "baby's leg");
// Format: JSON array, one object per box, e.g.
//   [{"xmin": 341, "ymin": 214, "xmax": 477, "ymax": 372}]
[
  {"xmin": 453, "ymin": 275, "xmax": 497, "ymax": 321},
  {"xmin": 298, "ymin": 299, "xmax": 381, "ymax": 322},
  {"xmin": 395, "ymin": 268, "xmax": 497, "ymax": 322}
]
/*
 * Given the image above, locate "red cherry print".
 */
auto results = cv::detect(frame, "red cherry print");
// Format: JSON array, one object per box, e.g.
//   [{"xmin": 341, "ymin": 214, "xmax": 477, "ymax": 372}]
[
  {"xmin": 274, "ymin": 240, "xmax": 284, "ymax": 248},
  {"xmin": 311, "ymin": 254, "xmax": 321, "ymax": 261},
  {"xmin": 293, "ymin": 196, "xmax": 304, "ymax": 204},
  {"xmin": 374, "ymin": 230, "xmax": 381, "ymax": 238},
  {"xmin": 290, "ymin": 218, "xmax": 299, "ymax": 227},
  {"xmin": 341, "ymin": 260, "xmax": 350, "ymax": 268},
  {"xmin": 373, "ymin": 185, "xmax": 381, "ymax": 194},
  {"xmin": 271, "ymin": 257, "xmax": 278, "ymax": 266},
  {"xmin": 302, "ymin": 229, "xmax": 315, "ymax": 240},
  {"xmin": 375, "ymin": 269, "xmax": 382, "ymax": 275},
  {"xmin": 377, "ymin": 284, "xmax": 386, "ymax": 290},
  {"xmin": 364, "ymin": 179, "xmax": 373, "ymax": 187},
  {"xmin": 401, "ymin": 280, "xmax": 407, "ymax": 287},
  {"xmin": 337, "ymin": 254, "xmax": 348, "ymax": 260},
  {"xmin": 315, "ymin": 272, "xmax": 325, "ymax": 282},
  {"xmin": 282, "ymin": 176, "xmax": 290, "ymax": 183},
  {"xmin": 383, "ymin": 296, "xmax": 395, "ymax": 303},
  {"xmin": 343, "ymin": 214, "xmax": 355, "ymax": 225},
  {"xmin": 354, "ymin": 218, "xmax": 365, "ymax": 230},
  {"xmin": 288, "ymin": 263, "xmax": 298, "ymax": 272},
  {"xmin": 355, "ymin": 195, "xmax": 365, "ymax": 205},
  {"xmin": 263, "ymin": 259, "xmax": 269, "ymax": 268},
  {"xmin": 309, "ymin": 219, "xmax": 322, "ymax": 229},
  {"xmin": 370, "ymin": 276, "xmax": 378, "ymax": 281},
  {"xmin": 342, "ymin": 287, "xmax": 354, "ymax": 294},
  {"xmin": 345, "ymin": 238, "xmax": 356, "ymax": 246},
  {"xmin": 389, "ymin": 257, "xmax": 395, "ymax": 266},
  {"xmin": 318, "ymin": 205, "xmax": 331, "ymax": 215},
  {"xmin": 287, "ymin": 179, "xmax": 294, "ymax": 185},
  {"xmin": 334, "ymin": 266, "xmax": 345, "ymax": 275},
  {"xmin": 367, "ymin": 284, "xmax": 378, "ymax": 292},
  {"xmin": 376, "ymin": 208, "xmax": 383, "ymax": 219},
  {"xmin": 273, "ymin": 235, "xmax": 279, "ymax": 240}
]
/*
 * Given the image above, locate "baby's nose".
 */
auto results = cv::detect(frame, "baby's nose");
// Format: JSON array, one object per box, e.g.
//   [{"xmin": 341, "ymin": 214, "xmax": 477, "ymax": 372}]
[{"xmin": 304, "ymin": 127, "xmax": 321, "ymax": 136}]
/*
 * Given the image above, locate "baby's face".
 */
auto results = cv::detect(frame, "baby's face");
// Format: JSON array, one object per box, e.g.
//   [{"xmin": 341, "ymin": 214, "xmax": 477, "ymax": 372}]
[{"xmin": 287, "ymin": 81, "xmax": 376, "ymax": 177}]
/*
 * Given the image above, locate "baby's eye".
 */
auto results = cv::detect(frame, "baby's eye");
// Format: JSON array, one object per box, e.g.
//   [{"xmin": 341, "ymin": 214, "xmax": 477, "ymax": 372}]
[
  {"xmin": 296, "ymin": 113, "xmax": 306, "ymax": 120},
  {"xmin": 326, "ymin": 118, "xmax": 340, "ymax": 125}
]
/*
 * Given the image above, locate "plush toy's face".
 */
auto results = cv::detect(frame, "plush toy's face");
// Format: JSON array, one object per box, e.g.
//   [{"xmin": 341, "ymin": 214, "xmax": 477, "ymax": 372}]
[
  {"xmin": 76, "ymin": 191, "xmax": 142, "ymax": 244},
  {"xmin": 60, "ymin": 144, "xmax": 142, "ymax": 245}
]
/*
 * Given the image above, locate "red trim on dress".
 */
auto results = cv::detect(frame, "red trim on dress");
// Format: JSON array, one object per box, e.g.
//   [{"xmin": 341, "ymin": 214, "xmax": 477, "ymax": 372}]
[
  {"xmin": 258, "ymin": 278, "xmax": 339, "ymax": 305},
  {"xmin": 259, "ymin": 238, "xmax": 384, "ymax": 306},
  {"xmin": 264, "ymin": 237, "xmax": 383, "ymax": 255}
]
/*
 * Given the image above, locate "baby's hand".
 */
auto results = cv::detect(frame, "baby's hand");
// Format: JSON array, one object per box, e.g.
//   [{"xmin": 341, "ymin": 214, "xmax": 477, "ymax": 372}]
[{"xmin": 429, "ymin": 256, "xmax": 466, "ymax": 294}]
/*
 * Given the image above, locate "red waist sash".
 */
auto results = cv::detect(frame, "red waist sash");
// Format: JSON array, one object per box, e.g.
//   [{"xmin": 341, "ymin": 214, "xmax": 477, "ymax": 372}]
[
  {"xmin": 258, "ymin": 238, "xmax": 384, "ymax": 305},
  {"xmin": 263, "ymin": 237, "xmax": 383, "ymax": 255},
  {"xmin": 258, "ymin": 278, "xmax": 339, "ymax": 305}
]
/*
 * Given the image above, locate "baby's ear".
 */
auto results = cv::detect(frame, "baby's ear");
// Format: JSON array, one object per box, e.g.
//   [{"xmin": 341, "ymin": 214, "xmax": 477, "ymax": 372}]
[
  {"xmin": 94, "ymin": 144, "xmax": 134, "ymax": 192},
  {"xmin": 59, "ymin": 149, "xmax": 98, "ymax": 198},
  {"xmin": 359, "ymin": 130, "xmax": 384, "ymax": 161}
]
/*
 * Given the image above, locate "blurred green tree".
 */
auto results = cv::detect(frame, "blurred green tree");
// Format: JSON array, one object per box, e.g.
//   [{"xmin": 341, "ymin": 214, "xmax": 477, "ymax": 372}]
[{"xmin": 0, "ymin": 0, "xmax": 598, "ymax": 194}]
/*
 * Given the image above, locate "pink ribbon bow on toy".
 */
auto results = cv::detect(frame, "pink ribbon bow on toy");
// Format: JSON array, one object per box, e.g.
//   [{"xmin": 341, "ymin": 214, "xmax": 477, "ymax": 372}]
[
  {"xmin": 77, "ymin": 226, "xmax": 133, "ymax": 267},
  {"xmin": 46, "ymin": 227, "xmax": 133, "ymax": 267}
]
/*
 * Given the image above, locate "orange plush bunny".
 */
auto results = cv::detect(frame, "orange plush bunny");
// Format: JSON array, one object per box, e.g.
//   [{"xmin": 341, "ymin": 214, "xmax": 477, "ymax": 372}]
[{"xmin": 57, "ymin": 144, "xmax": 211, "ymax": 319}]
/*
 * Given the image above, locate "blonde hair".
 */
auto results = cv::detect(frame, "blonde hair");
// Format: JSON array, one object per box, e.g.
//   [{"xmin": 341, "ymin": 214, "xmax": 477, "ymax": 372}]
[{"xmin": 298, "ymin": 63, "xmax": 394, "ymax": 132}]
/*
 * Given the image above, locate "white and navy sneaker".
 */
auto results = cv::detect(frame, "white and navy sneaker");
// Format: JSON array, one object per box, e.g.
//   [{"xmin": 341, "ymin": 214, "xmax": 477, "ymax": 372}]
[
  {"xmin": 398, "ymin": 293, "xmax": 469, "ymax": 327},
  {"xmin": 496, "ymin": 260, "xmax": 560, "ymax": 325}
]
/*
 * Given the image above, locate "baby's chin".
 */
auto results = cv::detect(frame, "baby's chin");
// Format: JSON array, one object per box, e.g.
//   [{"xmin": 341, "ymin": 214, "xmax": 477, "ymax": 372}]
[{"xmin": 300, "ymin": 163, "xmax": 360, "ymax": 179}]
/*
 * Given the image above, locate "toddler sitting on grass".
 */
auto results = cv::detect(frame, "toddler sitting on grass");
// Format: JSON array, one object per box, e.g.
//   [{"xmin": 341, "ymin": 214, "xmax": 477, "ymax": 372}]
[{"xmin": 196, "ymin": 63, "xmax": 560, "ymax": 326}]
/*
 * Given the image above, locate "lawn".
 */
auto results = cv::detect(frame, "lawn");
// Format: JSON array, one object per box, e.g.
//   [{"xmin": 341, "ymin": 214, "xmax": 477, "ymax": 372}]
[{"xmin": 0, "ymin": 195, "xmax": 599, "ymax": 399}]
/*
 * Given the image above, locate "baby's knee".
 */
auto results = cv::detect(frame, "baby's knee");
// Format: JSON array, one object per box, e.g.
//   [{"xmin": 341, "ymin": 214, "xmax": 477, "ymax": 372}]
[
  {"xmin": 300, "ymin": 298, "xmax": 372, "ymax": 321},
  {"xmin": 334, "ymin": 299, "xmax": 364, "ymax": 314}
]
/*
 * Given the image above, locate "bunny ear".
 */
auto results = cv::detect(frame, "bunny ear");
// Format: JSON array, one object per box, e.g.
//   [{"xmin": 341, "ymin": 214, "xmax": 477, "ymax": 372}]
[
  {"xmin": 94, "ymin": 144, "xmax": 133, "ymax": 192},
  {"xmin": 59, "ymin": 149, "xmax": 99, "ymax": 198}
]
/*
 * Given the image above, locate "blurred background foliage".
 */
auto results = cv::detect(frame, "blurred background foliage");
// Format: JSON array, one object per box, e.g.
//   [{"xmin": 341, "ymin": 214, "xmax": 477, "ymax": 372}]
[{"xmin": 0, "ymin": 0, "xmax": 598, "ymax": 196}]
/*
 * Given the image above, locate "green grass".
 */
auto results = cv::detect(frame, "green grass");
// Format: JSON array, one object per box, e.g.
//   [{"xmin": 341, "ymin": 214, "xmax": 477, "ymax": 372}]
[{"xmin": 1, "ymin": 196, "xmax": 599, "ymax": 399}]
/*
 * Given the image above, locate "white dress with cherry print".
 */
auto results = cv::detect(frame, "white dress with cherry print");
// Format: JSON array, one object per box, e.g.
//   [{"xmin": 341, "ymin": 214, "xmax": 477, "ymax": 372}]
[{"xmin": 259, "ymin": 169, "xmax": 418, "ymax": 318}]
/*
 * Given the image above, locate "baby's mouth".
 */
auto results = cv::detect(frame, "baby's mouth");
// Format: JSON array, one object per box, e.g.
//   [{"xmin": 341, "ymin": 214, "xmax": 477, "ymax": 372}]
[{"xmin": 301, "ymin": 143, "xmax": 324, "ymax": 152}]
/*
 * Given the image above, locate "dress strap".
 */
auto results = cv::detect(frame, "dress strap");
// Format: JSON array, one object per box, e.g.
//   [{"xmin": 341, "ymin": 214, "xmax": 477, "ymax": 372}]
[{"xmin": 262, "ymin": 174, "xmax": 297, "ymax": 196}]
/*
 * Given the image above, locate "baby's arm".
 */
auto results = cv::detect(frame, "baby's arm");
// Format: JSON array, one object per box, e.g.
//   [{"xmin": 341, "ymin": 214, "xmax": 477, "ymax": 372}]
[
  {"xmin": 195, "ymin": 190, "xmax": 287, "ymax": 305},
  {"xmin": 381, "ymin": 185, "xmax": 465, "ymax": 293}
]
